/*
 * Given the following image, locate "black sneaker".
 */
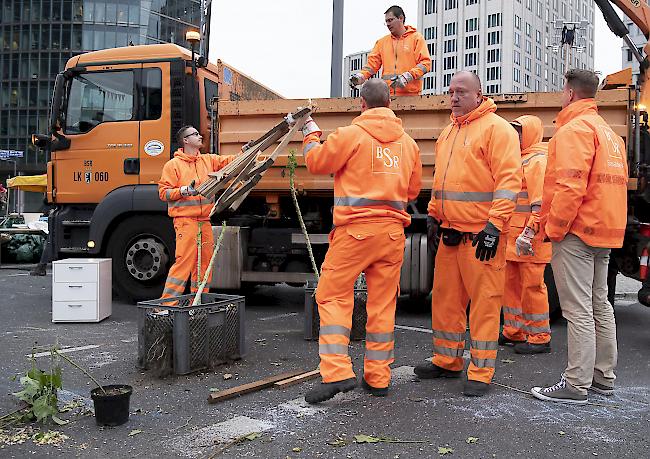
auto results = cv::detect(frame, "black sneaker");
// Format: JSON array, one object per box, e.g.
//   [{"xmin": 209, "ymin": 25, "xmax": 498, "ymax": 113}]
[
  {"xmin": 514, "ymin": 342, "xmax": 551, "ymax": 354},
  {"xmin": 531, "ymin": 375, "xmax": 587, "ymax": 405},
  {"xmin": 413, "ymin": 362, "xmax": 462, "ymax": 379},
  {"xmin": 305, "ymin": 377, "xmax": 357, "ymax": 404},
  {"xmin": 498, "ymin": 333, "xmax": 525, "ymax": 346},
  {"xmin": 463, "ymin": 380, "xmax": 490, "ymax": 397},
  {"xmin": 361, "ymin": 378, "xmax": 388, "ymax": 397},
  {"xmin": 588, "ymin": 380, "xmax": 614, "ymax": 396}
]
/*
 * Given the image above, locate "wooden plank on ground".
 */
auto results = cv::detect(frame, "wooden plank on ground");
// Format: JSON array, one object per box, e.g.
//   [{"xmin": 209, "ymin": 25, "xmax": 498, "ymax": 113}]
[
  {"xmin": 274, "ymin": 369, "xmax": 320, "ymax": 388},
  {"xmin": 207, "ymin": 369, "xmax": 306, "ymax": 404}
]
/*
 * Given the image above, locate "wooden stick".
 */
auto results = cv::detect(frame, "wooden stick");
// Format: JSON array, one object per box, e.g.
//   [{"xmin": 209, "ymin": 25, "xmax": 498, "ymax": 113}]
[
  {"xmin": 192, "ymin": 222, "xmax": 226, "ymax": 306},
  {"xmin": 207, "ymin": 369, "xmax": 307, "ymax": 404},
  {"xmin": 274, "ymin": 369, "xmax": 320, "ymax": 388}
]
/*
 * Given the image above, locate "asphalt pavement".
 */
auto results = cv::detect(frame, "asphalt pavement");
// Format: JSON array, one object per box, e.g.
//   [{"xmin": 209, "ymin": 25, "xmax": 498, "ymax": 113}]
[{"xmin": 0, "ymin": 267, "xmax": 648, "ymax": 458}]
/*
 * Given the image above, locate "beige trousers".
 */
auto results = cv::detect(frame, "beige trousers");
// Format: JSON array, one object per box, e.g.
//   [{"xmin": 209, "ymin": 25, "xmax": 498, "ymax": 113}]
[{"xmin": 551, "ymin": 234, "xmax": 617, "ymax": 394}]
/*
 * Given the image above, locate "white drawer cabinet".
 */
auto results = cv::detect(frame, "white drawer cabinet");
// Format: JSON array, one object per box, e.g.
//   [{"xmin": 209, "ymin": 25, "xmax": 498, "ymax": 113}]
[{"xmin": 52, "ymin": 259, "xmax": 111, "ymax": 323}]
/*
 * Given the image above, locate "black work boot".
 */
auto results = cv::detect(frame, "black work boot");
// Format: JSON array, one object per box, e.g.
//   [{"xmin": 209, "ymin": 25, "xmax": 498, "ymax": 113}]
[
  {"xmin": 305, "ymin": 377, "xmax": 357, "ymax": 404},
  {"xmin": 463, "ymin": 380, "xmax": 490, "ymax": 397},
  {"xmin": 413, "ymin": 362, "xmax": 462, "ymax": 379},
  {"xmin": 498, "ymin": 333, "xmax": 525, "ymax": 346},
  {"xmin": 514, "ymin": 342, "xmax": 551, "ymax": 354},
  {"xmin": 361, "ymin": 378, "xmax": 388, "ymax": 397}
]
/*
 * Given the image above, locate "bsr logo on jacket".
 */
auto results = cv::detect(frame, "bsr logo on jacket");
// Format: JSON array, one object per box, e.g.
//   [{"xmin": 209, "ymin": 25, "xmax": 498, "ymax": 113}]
[{"xmin": 372, "ymin": 141, "xmax": 403, "ymax": 174}]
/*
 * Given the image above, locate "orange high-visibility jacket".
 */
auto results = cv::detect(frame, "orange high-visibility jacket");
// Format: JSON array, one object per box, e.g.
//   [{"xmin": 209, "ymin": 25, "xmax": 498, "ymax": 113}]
[
  {"xmin": 506, "ymin": 115, "xmax": 551, "ymax": 263},
  {"xmin": 360, "ymin": 25, "xmax": 432, "ymax": 96},
  {"xmin": 158, "ymin": 149, "xmax": 234, "ymax": 220},
  {"xmin": 541, "ymin": 98, "xmax": 628, "ymax": 248},
  {"xmin": 427, "ymin": 98, "xmax": 522, "ymax": 233},
  {"xmin": 303, "ymin": 107, "xmax": 422, "ymax": 227}
]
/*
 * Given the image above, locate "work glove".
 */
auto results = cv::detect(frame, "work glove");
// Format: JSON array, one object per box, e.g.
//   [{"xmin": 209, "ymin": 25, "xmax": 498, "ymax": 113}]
[
  {"xmin": 515, "ymin": 226, "xmax": 536, "ymax": 257},
  {"xmin": 426, "ymin": 215, "xmax": 440, "ymax": 257},
  {"xmin": 301, "ymin": 116, "xmax": 321, "ymax": 137},
  {"xmin": 472, "ymin": 221, "xmax": 500, "ymax": 262},
  {"xmin": 180, "ymin": 180, "xmax": 199, "ymax": 197},
  {"xmin": 392, "ymin": 71, "xmax": 414, "ymax": 89},
  {"xmin": 349, "ymin": 73, "xmax": 366, "ymax": 88}
]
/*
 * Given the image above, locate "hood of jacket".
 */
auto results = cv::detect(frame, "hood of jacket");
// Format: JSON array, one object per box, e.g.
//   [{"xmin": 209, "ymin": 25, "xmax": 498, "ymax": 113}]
[
  {"xmin": 173, "ymin": 148, "xmax": 200, "ymax": 162},
  {"xmin": 512, "ymin": 115, "xmax": 544, "ymax": 153},
  {"xmin": 353, "ymin": 107, "xmax": 405, "ymax": 143},
  {"xmin": 451, "ymin": 97, "xmax": 497, "ymax": 125},
  {"xmin": 555, "ymin": 98, "xmax": 598, "ymax": 128}
]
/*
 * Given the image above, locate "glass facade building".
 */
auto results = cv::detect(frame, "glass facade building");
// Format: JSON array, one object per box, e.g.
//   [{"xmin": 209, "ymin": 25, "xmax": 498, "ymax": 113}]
[{"xmin": 0, "ymin": 0, "xmax": 200, "ymax": 181}]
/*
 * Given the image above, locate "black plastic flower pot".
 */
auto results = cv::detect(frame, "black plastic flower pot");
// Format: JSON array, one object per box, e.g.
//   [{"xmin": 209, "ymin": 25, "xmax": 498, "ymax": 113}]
[{"xmin": 90, "ymin": 384, "xmax": 133, "ymax": 427}]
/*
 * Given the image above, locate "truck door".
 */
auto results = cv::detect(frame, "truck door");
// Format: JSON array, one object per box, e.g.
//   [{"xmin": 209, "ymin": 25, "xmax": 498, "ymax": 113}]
[
  {"xmin": 138, "ymin": 63, "xmax": 171, "ymax": 184},
  {"xmin": 54, "ymin": 64, "xmax": 140, "ymax": 203}
]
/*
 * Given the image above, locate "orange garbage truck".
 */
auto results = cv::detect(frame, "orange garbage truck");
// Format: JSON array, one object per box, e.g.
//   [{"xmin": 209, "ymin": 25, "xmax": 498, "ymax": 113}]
[{"xmin": 35, "ymin": 40, "xmax": 642, "ymax": 312}]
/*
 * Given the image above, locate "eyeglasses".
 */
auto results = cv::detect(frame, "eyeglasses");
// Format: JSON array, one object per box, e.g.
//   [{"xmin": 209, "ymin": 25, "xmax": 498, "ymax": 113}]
[{"xmin": 184, "ymin": 131, "xmax": 200, "ymax": 138}]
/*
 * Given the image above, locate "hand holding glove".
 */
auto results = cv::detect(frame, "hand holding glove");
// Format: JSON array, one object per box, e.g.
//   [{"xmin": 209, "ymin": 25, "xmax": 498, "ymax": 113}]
[
  {"xmin": 392, "ymin": 71, "xmax": 414, "ymax": 89},
  {"xmin": 472, "ymin": 222, "xmax": 500, "ymax": 261},
  {"xmin": 349, "ymin": 73, "xmax": 366, "ymax": 88},
  {"xmin": 427, "ymin": 216, "xmax": 440, "ymax": 256},
  {"xmin": 515, "ymin": 226, "xmax": 536, "ymax": 257},
  {"xmin": 180, "ymin": 180, "xmax": 199, "ymax": 197}
]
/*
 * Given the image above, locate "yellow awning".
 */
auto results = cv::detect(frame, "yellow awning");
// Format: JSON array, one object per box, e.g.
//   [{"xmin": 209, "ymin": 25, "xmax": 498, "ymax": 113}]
[{"xmin": 7, "ymin": 174, "xmax": 47, "ymax": 192}]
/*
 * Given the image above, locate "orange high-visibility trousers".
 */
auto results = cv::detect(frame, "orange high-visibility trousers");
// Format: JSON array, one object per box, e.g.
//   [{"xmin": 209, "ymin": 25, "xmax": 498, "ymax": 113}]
[
  {"xmin": 161, "ymin": 217, "xmax": 214, "ymax": 301},
  {"xmin": 431, "ymin": 235, "xmax": 506, "ymax": 384},
  {"xmin": 502, "ymin": 261, "xmax": 551, "ymax": 344},
  {"xmin": 315, "ymin": 221, "xmax": 406, "ymax": 388}
]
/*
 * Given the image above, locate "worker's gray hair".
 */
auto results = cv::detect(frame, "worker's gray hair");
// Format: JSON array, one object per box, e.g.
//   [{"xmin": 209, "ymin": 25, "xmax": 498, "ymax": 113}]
[
  {"xmin": 360, "ymin": 79, "xmax": 390, "ymax": 108},
  {"xmin": 176, "ymin": 125, "xmax": 195, "ymax": 145},
  {"xmin": 565, "ymin": 69, "xmax": 599, "ymax": 98}
]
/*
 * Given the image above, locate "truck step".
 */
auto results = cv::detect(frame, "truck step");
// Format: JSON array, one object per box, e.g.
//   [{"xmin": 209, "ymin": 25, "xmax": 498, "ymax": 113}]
[
  {"xmin": 61, "ymin": 220, "xmax": 91, "ymax": 227},
  {"xmin": 59, "ymin": 247, "xmax": 90, "ymax": 253}
]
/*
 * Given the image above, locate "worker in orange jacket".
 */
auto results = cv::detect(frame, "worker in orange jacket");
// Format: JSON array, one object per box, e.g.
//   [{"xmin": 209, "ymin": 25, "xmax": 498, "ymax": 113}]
[
  {"xmin": 157, "ymin": 126, "xmax": 235, "ymax": 303},
  {"xmin": 296, "ymin": 79, "xmax": 422, "ymax": 404},
  {"xmin": 532, "ymin": 70, "xmax": 627, "ymax": 405},
  {"xmin": 414, "ymin": 71, "xmax": 521, "ymax": 397},
  {"xmin": 349, "ymin": 5, "xmax": 431, "ymax": 96},
  {"xmin": 500, "ymin": 115, "xmax": 553, "ymax": 354}
]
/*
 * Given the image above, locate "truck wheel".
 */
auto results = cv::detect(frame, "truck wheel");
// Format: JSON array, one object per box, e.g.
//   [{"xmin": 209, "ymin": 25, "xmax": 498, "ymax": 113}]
[
  {"xmin": 106, "ymin": 215, "xmax": 175, "ymax": 303},
  {"xmin": 544, "ymin": 264, "xmax": 562, "ymax": 321}
]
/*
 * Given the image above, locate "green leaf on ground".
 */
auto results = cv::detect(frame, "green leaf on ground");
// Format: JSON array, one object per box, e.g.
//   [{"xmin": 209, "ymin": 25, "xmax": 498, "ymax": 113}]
[
  {"xmin": 244, "ymin": 432, "xmax": 261, "ymax": 441},
  {"xmin": 128, "ymin": 429, "xmax": 143, "ymax": 437},
  {"xmin": 292, "ymin": 447, "xmax": 302, "ymax": 452},
  {"xmin": 438, "ymin": 446, "xmax": 454, "ymax": 455},
  {"xmin": 354, "ymin": 434, "xmax": 382, "ymax": 443},
  {"xmin": 466, "ymin": 437, "xmax": 479, "ymax": 444},
  {"xmin": 327, "ymin": 438, "xmax": 347, "ymax": 447},
  {"xmin": 51, "ymin": 415, "xmax": 69, "ymax": 426}
]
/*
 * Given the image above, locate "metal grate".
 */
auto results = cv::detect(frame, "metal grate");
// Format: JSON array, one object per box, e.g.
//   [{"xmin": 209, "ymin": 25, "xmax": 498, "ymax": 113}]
[
  {"xmin": 137, "ymin": 293, "xmax": 245, "ymax": 376},
  {"xmin": 304, "ymin": 280, "xmax": 367, "ymax": 341}
]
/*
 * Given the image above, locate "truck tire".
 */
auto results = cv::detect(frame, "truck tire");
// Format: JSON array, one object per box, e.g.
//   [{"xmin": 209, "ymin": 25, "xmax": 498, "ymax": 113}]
[
  {"xmin": 544, "ymin": 264, "xmax": 562, "ymax": 321},
  {"xmin": 106, "ymin": 215, "xmax": 175, "ymax": 303}
]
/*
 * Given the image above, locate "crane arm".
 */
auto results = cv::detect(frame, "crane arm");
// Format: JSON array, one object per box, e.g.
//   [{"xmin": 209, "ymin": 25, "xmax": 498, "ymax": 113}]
[{"xmin": 605, "ymin": 0, "xmax": 650, "ymax": 38}]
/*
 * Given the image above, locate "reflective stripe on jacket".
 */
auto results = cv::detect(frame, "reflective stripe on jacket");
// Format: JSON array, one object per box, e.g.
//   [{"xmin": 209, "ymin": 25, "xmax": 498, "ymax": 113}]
[
  {"xmin": 158, "ymin": 148, "xmax": 235, "ymax": 219},
  {"xmin": 506, "ymin": 115, "xmax": 551, "ymax": 263},
  {"xmin": 303, "ymin": 107, "xmax": 422, "ymax": 227},
  {"xmin": 360, "ymin": 25, "xmax": 432, "ymax": 96},
  {"xmin": 541, "ymin": 98, "xmax": 628, "ymax": 248},
  {"xmin": 427, "ymin": 97, "xmax": 522, "ymax": 233}
]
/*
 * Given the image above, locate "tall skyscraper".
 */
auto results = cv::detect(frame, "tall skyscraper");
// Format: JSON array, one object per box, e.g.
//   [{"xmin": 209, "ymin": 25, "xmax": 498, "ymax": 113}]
[
  {"xmin": 0, "ymin": 0, "xmax": 200, "ymax": 195},
  {"xmin": 343, "ymin": 0, "xmax": 595, "ymax": 97}
]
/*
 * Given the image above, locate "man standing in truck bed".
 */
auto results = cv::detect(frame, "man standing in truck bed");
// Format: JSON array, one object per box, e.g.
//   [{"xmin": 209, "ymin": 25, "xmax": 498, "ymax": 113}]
[
  {"xmin": 297, "ymin": 79, "xmax": 422, "ymax": 403},
  {"xmin": 157, "ymin": 126, "xmax": 234, "ymax": 302},
  {"xmin": 349, "ymin": 5, "xmax": 431, "ymax": 96}
]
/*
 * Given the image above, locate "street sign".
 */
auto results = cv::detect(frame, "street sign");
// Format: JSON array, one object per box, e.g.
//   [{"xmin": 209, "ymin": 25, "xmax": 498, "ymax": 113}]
[{"xmin": 0, "ymin": 150, "xmax": 24, "ymax": 159}]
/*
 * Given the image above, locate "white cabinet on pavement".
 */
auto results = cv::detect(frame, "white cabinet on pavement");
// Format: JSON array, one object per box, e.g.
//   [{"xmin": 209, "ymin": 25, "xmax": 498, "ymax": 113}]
[{"xmin": 52, "ymin": 258, "xmax": 111, "ymax": 323}]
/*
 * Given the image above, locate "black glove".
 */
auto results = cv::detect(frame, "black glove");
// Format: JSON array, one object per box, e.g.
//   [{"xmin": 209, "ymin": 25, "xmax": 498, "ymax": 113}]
[
  {"xmin": 426, "ymin": 216, "xmax": 439, "ymax": 256},
  {"xmin": 472, "ymin": 222, "xmax": 500, "ymax": 261}
]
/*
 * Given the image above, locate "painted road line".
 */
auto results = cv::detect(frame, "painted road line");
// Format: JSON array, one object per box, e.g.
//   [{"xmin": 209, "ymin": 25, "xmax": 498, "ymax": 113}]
[
  {"xmin": 259, "ymin": 312, "xmax": 299, "ymax": 321},
  {"xmin": 395, "ymin": 324, "xmax": 433, "ymax": 334},
  {"xmin": 30, "ymin": 344, "xmax": 100, "ymax": 358}
]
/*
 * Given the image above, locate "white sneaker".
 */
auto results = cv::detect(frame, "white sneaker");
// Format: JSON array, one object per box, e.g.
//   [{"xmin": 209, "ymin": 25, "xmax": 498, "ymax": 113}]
[{"xmin": 531, "ymin": 375, "xmax": 588, "ymax": 405}]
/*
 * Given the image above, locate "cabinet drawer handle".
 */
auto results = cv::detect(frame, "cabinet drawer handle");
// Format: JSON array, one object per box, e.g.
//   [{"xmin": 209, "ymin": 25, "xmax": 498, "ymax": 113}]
[
  {"xmin": 68, "ymin": 285, "xmax": 83, "ymax": 289},
  {"xmin": 68, "ymin": 266, "xmax": 83, "ymax": 270},
  {"xmin": 67, "ymin": 304, "xmax": 83, "ymax": 308}
]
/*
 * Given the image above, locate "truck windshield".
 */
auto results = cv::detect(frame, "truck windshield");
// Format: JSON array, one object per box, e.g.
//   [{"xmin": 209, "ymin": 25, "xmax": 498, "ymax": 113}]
[{"xmin": 65, "ymin": 70, "xmax": 134, "ymax": 134}]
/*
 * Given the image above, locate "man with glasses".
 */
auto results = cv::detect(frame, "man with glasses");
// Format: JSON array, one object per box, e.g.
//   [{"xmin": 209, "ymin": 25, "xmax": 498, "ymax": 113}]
[
  {"xmin": 349, "ymin": 5, "xmax": 431, "ymax": 96},
  {"xmin": 157, "ymin": 126, "xmax": 235, "ymax": 302}
]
